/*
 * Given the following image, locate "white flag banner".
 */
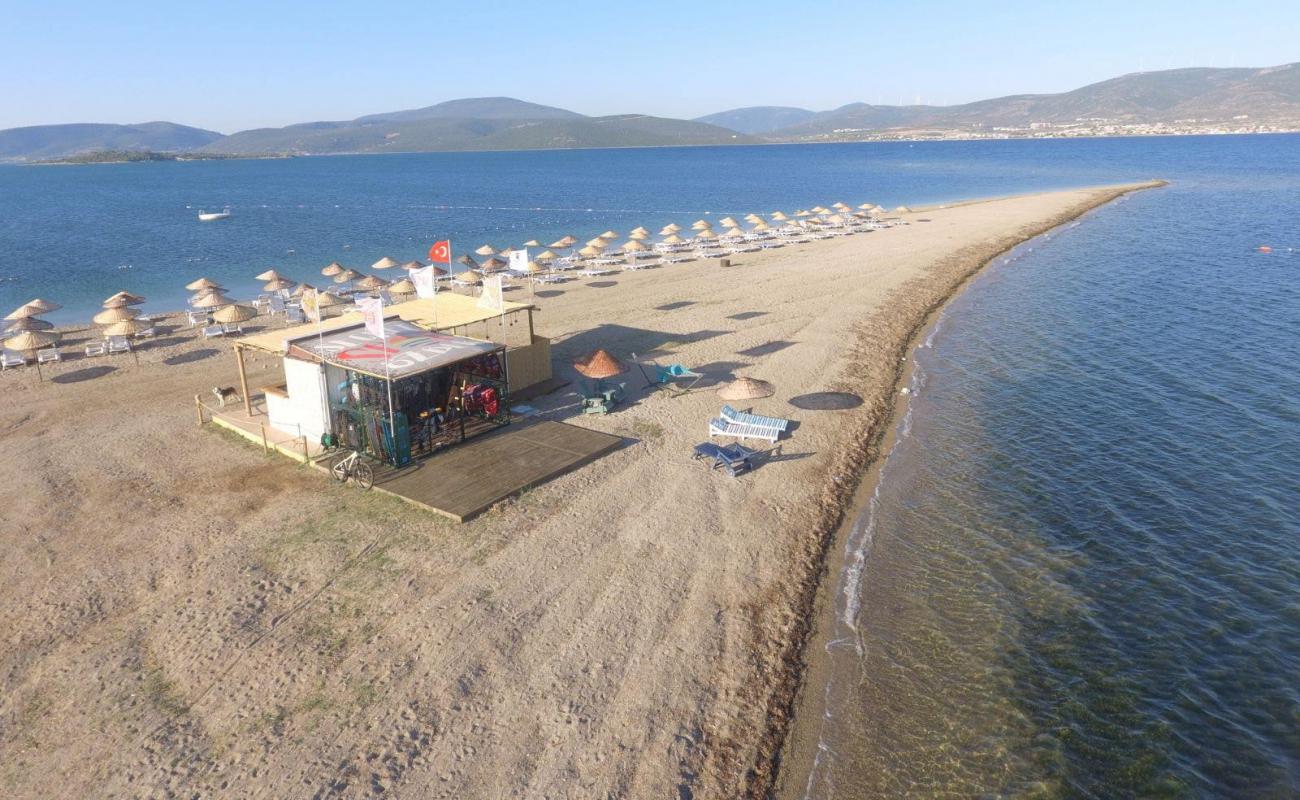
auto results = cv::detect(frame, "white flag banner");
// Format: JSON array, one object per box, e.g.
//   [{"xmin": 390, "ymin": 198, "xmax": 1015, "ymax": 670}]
[
  {"xmin": 357, "ymin": 296, "xmax": 385, "ymax": 339},
  {"xmin": 411, "ymin": 265, "xmax": 438, "ymax": 299},
  {"xmin": 301, "ymin": 288, "xmax": 322, "ymax": 323},
  {"xmin": 476, "ymin": 274, "xmax": 504, "ymax": 312},
  {"xmin": 509, "ymin": 247, "xmax": 529, "ymax": 273}
]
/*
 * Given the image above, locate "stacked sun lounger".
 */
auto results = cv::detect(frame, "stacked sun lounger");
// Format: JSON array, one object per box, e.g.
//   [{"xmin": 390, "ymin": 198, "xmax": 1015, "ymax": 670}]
[
  {"xmin": 692, "ymin": 442, "xmax": 759, "ymax": 477},
  {"xmin": 708, "ymin": 405, "xmax": 790, "ymax": 443}
]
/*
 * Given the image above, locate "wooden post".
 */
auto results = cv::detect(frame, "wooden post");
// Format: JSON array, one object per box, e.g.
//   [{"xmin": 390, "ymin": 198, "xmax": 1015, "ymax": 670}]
[
  {"xmin": 301, "ymin": 436, "xmax": 310, "ymax": 463},
  {"xmin": 235, "ymin": 344, "xmax": 253, "ymax": 417},
  {"xmin": 194, "ymin": 394, "xmax": 204, "ymax": 426},
  {"xmin": 260, "ymin": 423, "xmax": 269, "ymax": 453}
]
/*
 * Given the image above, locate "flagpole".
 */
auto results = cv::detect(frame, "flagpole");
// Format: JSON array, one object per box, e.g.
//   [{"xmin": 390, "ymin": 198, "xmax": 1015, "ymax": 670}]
[{"xmin": 381, "ymin": 306, "xmax": 397, "ymax": 466}]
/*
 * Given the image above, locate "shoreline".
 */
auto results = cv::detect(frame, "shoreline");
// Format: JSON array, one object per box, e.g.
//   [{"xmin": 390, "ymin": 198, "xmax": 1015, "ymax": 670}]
[{"xmin": 763, "ymin": 180, "xmax": 1167, "ymax": 799}]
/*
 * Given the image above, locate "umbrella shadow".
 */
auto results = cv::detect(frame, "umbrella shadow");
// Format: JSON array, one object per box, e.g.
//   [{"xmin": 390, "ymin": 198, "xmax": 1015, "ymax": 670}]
[
  {"xmin": 726, "ymin": 311, "xmax": 768, "ymax": 321},
  {"xmin": 737, "ymin": 340, "xmax": 796, "ymax": 358},
  {"xmin": 534, "ymin": 290, "xmax": 565, "ymax": 299},
  {"xmin": 655, "ymin": 301, "xmax": 695, "ymax": 311},
  {"xmin": 52, "ymin": 365, "xmax": 117, "ymax": 384},
  {"xmin": 585, "ymin": 280, "xmax": 619, "ymax": 289},
  {"xmin": 755, "ymin": 445, "xmax": 814, "ymax": 466},
  {"xmin": 141, "ymin": 336, "xmax": 188, "ymax": 350},
  {"xmin": 164, "ymin": 348, "xmax": 220, "ymax": 366},
  {"xmin": 691, "ymin": 360, "xmax": 751, "ymax": 389},
  {"xmin": 788, "ymin": 391, "xmax": 864, "ymax": 411}
]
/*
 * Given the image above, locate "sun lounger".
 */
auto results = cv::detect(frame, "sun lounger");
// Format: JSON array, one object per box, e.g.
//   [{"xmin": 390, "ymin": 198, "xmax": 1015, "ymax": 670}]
[
  {"xmin": 268, "ymin": 297, "xmax": 287, "ymax": 315},
  {"xmin": 84, "ymin": 340, "xmax": 107, "ymax": 357},
  {"xmin": 137, "ymin": 325, "xmax": 157, "ymax": 338},
  {"xmin": 709, "ymin": 417, "xmax": 780, "ymax": 443},
  {"xmin": 692, "ymin": 442, "xmax": 758, "ymax": 477},
  {"xmin": 186, "ymin": 310, "xmax": 209, "ymax": 327},
  {"xmin": 221, "ymin": 322, "xmax": 242, "ymax": 335},
  {"xmin": 578, "ymin": 267, "xmax": 614, "ymax": 277},
  {"xmin": 285, "ymin": 307, "xmax": 305, "ymax": 323},
  {"xmin": 721, "ymin": 404, "xmax": 789, "ymax": 433},
  {"xmin": 532, "ymin": 273, "xmax": 566, "ymax": 284},
  {"xmin": 107, "ymin": 336, "xmax": 131, "ymax": 354},
  {"xmin": 2, "ymin": 350, "xmax": 25, "ymax": 370},
  {"xmin": 202, "ymin": 325, "xmax": 225, "ymax": 339},
  {"xmin": 37, "ymin": 347, "xmax": 60, "ymax": 364}
]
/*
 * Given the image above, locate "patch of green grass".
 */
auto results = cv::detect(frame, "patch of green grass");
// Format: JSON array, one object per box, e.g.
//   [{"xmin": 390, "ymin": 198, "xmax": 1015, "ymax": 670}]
[
  {"xmin": 351, "ymin": 680, "xmax": 379, "ymax": 709},
  {"xmin": 624, "ymin": 418, "xmax": 664, "ymax": 442},
  {"xmin": 142, "ymin": 667, "xmax": 189, "ymax": 718}
]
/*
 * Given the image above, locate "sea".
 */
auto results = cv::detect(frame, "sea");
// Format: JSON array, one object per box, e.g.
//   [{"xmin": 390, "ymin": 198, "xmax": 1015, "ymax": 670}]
[{"xmin": 3, "ymin": 136, "xmax": 1298, "ymax": 797}]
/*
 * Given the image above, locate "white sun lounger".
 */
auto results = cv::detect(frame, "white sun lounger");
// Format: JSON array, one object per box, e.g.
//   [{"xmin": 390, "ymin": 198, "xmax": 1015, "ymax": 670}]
[
  {"xmin": 107, "ymin": 336, "xmax": 132, "ymax": 354},
  {"xmin": 578, "ymin": 267, "xmax": 614, "ymax": 277},
  {"xmin": 221, "ymin": 322, "xmax": 243, "ymax": 335},
  {"xmin": 709, "ymin": 417, "xmax": 780, "ymax": 443},
  {"xmin": 721, "ymin": 404, "xmax": 789, "ymax": 433},
  {"xmin": 85, "ymin": 340, "xmax": 107, "ymax": 357},
  {"xmin": 2, "ymin": 351, "xmax": 25, "ymax": 369},
  {"xmin": 202, "ymin": 325, "xmax": 225, "ymax": 339},
  {"xmin": 37, "ymin": 348, "xmax": 61, "ymax": 364}
]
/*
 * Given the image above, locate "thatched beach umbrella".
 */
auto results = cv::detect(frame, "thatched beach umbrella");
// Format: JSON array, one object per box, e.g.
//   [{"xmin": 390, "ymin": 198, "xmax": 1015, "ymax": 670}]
[
  {"xmin": 333, "ymin": 268, "xmax": 363, "ymax": 285},
  {"xmin": 857, "ymin": 203, "xmax": 873, "ymax": 210},
  {"xmin": 354, "ymin": 274, "xmax": 389, "ymax": 291},
  {"xmin": 717, "ymin": 377, "xmax": 775, "ymax": 400},
  {"xmin": 585, "ymin": 237, "xmax": 608, "ymax": 248},
  {"xmin": 479, "ymin": 255, "xmax": 508, "ymax": 273},
  {"xmin": 185, "ymin": 277, "xmax": 223, "ymax": 292},
  {"xmin": 372, "ymin": 256, "xmax": 401, "ymax": 270},
  {"xmin": 718, "ymin": 216, "xmax": 739, "ymax": 228},
  {"xmin": 192, "ymin": 291, "xmax": 235, "ymax": 309},
  {"xmin": 290, "ymin": 282, "xmax": 317, "ymax": 298},
  {"xmin": 573, "ymin": 349, "xmax": 627, "ymax": 382},
  {"xmin": 522, "ymin": 239, "xmax": 542, "ymax": 248},
  {"xmin": 101, "ymin": 318, "xmax": 150, "ymax": 338},
  {"xmin": 630, "ymin": 226, "xmax": 649, "ymax": 236},
  {"xmin": 263, "ymin": 277, "xmax": 295, "ymax": 293},
  {"xmin": 401, "ymin": 259, "xmax": 426, "ymax": 271},
  {"xmin": 474, "ymin": 244, "xmax": 499, "ymax": 257},
  {"xmin": 312, "ymin": 291, "xmax": 348, "ymax": 317},
  {"xmin": 599, "ymin": 230, "xmax": 618, "ymax": 240},
  {"xmin": 212, "ymin": 304, "xmax": 257, "ymax": 324},
  {"xmin": 693, "ymin": 229, "xmax": 718, "ymax": 241},
  {"xmin": 5, "ymin": 303, "xmax": 46, "ymax": 321},
  {"xmin": 578, "ymin": 245, "xmax": 605, "ymax": 258},
  {"xmin": 321, "ymin": 262, "xmax": 346, "ymax": 277},
  {"xmin": 19, "ymin": 298, "xmax": 62, "ymax": 314},
  {"xmin": 535, "ymin": 249, "xmax": 558, "ymax": 262},
  {"xmin": 628, "ymin": 230, "xmax": 650, "ymax": 241},
  {"xmin": 661, "ymin": 223, "xmax": 682, "ymax": 234},
  {"xmin": 93, "ymin": 306, "xmax": 139, "ymax": 325},
  {"xmin": 454, "ymin": 270, "xmax": 483, "ymax": 285},
  {"xmin": 4, "ymin": 330, "xmax": 58, "ymax": 379},
  {"xmin": 5, "ymin": 317, "xmax": 55, "ymax": 333},
  {"xmin": 691, "ymin": 219, "xmax": 712, "ymax": 230},
  {"xmin": 388, "ymin": 277, "xmax": 416, "ymax": 295},
  {"xmin": 255, "ymin": 268, "xmax": 284, "ymax": 282},
  {"xmin": 770, "ymin": 211, "xmax": 790, "ymax": 222},
  {"xmin": 894, "ymin": 206, "xmax": 912, "ymax": 213},
  {"xmin": 660, "ymin": 233, "xmax": 686, "ymax": 245},
  {"xmin": 456, "ymin": 254, "xmax": 479, "ymax": 269},
  {"xmin": 622, "ymin": 239, "xmax": 649, "ymax": 252}
]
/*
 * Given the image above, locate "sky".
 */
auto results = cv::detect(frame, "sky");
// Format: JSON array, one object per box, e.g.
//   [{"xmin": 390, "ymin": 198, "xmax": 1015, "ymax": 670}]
[{"xmin": 2, "ymin": 0, "xmax": 1297, "ymax": 133}]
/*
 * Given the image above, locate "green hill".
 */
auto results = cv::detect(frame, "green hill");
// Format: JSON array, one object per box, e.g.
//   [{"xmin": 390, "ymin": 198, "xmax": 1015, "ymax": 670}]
[
  {"xmin": 693, "ymin": 106, "xmax": 815, "ymax": 135},
  {"xmin": 0, "ymin": 122, "xmax": 223, "ymax": 162}
]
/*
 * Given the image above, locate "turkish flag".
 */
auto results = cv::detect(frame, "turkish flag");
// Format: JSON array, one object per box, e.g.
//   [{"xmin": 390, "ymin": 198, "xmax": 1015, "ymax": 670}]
[{"xmin": 428, "ymin": 240, "xmax": 451, "ymax": 264}]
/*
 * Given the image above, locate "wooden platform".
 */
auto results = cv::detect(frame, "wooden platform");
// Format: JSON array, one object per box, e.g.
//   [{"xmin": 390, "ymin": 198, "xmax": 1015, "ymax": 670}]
[{"xmin": 364, "ymin": 420, "xmax": 622, "ymax": 522}]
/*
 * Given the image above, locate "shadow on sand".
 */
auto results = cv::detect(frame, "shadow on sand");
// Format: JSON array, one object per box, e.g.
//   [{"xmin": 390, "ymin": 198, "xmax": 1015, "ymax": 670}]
[{"xmin": 52, "ymin": 365, "xmax": 117, "ymax": 384}]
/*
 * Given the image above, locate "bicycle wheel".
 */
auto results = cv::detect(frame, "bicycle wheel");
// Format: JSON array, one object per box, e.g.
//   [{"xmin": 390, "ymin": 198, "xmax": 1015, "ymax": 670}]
[
  {"xmin": 330, "ymin": 457, "xmax": 350, "ymax": 483},
  {"xmin": 353, "ymin": 461, "xmax": 374, "ymax": 490}
]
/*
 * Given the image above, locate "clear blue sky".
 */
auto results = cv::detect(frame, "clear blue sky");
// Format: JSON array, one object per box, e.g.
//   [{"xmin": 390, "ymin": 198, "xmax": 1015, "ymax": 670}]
[{"xmin": 2, "ymin": 0, "xmax": 1296, "ymax": 132}]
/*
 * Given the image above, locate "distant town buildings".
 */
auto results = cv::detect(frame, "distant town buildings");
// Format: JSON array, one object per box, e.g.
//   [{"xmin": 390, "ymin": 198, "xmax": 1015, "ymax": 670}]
[{"xmin": 816, "ymin": 117, "xmax": 1300, "ymax": 143}]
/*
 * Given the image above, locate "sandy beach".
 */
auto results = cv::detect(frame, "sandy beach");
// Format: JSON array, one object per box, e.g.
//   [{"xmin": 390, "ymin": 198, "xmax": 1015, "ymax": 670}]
[{"xmin": 0, "ymin": 182, "xmax": 1159, "ymax": 798}]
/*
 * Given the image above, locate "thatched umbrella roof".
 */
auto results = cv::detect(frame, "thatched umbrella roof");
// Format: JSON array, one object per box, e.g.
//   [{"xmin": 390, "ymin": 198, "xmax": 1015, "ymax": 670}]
[
  {"xmin": 5, "ymin": 329, "xmax": 57, "ymax": 352},
  {"xmin": 517, "ymin": 261, "xmax": 544, "ymax": 275},
  {"xmin": 857, "ymin": 203, "xmax": 873, "ymax": 210},
  {"xmin": 474, "ymin": 245, "xmax": 498, "ymax": 257},
  {"xmin": 321, "ymin": 262, "xmax": 345, "ymax": 277},
  {"xmin": 263, "ymin": 277, "xmax": 296, "ymax": 292},
  {"xmin": 5, "ymin": 303, "xmax": 45, "ymax": 321},
  {"xmin": 578, "ymin": 245, "xmax": 605, "ymax": 257},
  {"xmin": 333, "ymin": 268, "xmax": 363, "ymax": 284},
  {"xmin": 585, "ymin": 237, "xmax": 608, "ymax": 248},
  {"xmin": 290, "ymin": 282, "xmax": 316, "ymax": 298},
  {"xmin": 212, "ymin": 304, "xmax": 257, "ymax": 324},
  {"xmin": 894, "ymin": 206, "xmax": 912, "ymax": 213},
  {"xmin": 622, "ymin": 240, "xmax": 649, "ymax": 252},
  {"xmin": 691, "ymin": 219, "xmax": 712, "ymax": 230},
  {"xmin": 402, "ymin": 259, "xmax": 426, "ymax": 271},
  {"xmin": 479, "ymin": 255, "xmax": 508, "ymax": 272},
  {"xmin": 660, "ymin": 234, "xmax": 685, "ymax": 245},
  {"xmin": 770, "ymin": 211, "xmax": 790, "ymax": 222},
  {"xmin": 314, "ymin": 291, "xmax": 348, "ymax": 309},
  {"xmin": 20, "ymin": 298, "xmax": 62, "ymax": 314},
  {"xmin": 101, "ymin": 319, "xmax": 149, "ymax": 338},
  {"xmin": 535, "ymin": 249, "xmax": 558, "ymax": 261},
  {"xmin": 456, "ymin": 254, "xmax": 479, "ymax": 268},
  {"xmin": 628, "ymin": 230, "xmax": 650, "ymax": 241},
  {"xmin": 428, "ymin": 265, "xmax": 450, "ymax": 277},
  {"xmin": 630, "ymin": 226, "xmax": 649, "ymax": 236},
  {"xmin": 599, "ymin": 230, "xmax": 618, "ymax": 240},
  {"xmin": 5, "ymin": 317, "xmax": 55, "ymax": 333},
  {"xmin": 661, "ymin": 223, "xmax": 682, "ymax": 233},
  {"xmin": 104, "ymin": 291, "xmax": 145, "ymax": 306},
  {"xmin": 186, "ymin": 277, "xmax": 223, "ymax": 292},
  {"xmin": 354, "ymin": 274, "xmax": 390, "ymax": 290},
  {"xmin": 455, "ymin": 270, "xmax": 483, "ymax": 284},
  {"xmin": 717, "ymin": 377, "xmax": 775, "ymax": 400},
  {"xmin": 255, "ymin": 268, "xmax": 284, "ymax": 281},
  {"xmin": 718, "ymin": 216, "xmax": 739, "ymax": 227},
  {"xmin": 573, "ymin": 349, "xmax": 627, "ymax": 380},
  {"xmin": 388, "ymin": 277, "xmax": 416, "ymax": 294},
  {"xmin": 550, "ymin": 236, "xmax": 576, "ymax": 248},
  {"xmin": 93, "ymin": 306, "xmax": 139, "ymax": 324},
  {"xmin": 372, "ymin": 256, "xmax": 401, "ymax": 270},
  {"xmin": 522, "ymin": 239, "xmax": 542, "ymax": 247},
  {"xmin": 192, "ymin": 292, "xmax": 235, "ymax": 309},
  {"xmin": 693, "ymin": 230, "xmax": 718, "ymax": 240}
]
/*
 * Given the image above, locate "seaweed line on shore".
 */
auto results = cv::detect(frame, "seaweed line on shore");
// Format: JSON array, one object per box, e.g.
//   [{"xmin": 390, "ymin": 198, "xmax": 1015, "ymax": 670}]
[{"xmin": 739, "ymin": 180, "xmax": 1167, "ymax": 800}]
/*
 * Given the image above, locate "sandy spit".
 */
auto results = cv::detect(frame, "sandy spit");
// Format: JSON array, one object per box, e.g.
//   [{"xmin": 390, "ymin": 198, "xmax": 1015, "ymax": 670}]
[{"xmin": 0, "ymin": 182, "xmax": 1161, "ymax": 799}]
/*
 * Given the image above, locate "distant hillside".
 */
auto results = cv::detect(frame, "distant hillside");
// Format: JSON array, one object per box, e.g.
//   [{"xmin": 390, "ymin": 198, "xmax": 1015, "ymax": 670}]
[
  {"xmin": 694, "ymin": 106, "xmax": 815, "ymax": 135},
  {"xmin": 203, "ymin": 98, "xmax": 753, "ymax": 155},
  {"xmin": 0, "ymin": 122, "xmax": 222, "ymax": 162},
  {"xmin": 769, "ymin": 63, "xmax": 1300, "ymax": 139}
]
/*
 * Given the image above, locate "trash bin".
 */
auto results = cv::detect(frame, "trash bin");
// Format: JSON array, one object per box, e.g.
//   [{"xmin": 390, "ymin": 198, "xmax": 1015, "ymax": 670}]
[{"xmin": 720, "ymin": 258, "xmax": 731, "ymax": 268}]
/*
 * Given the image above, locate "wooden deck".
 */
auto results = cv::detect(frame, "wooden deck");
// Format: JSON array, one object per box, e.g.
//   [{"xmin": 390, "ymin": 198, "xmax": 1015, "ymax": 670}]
[{"xmin": 363, "ymin": 420, "xmax": 623, "ymax": 522}]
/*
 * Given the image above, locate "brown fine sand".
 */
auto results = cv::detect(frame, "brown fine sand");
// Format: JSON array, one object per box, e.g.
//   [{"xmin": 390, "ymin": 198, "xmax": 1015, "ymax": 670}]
[{"xmin": 0, "ymin": 183, "xmax": 1159, "ymax": 799}]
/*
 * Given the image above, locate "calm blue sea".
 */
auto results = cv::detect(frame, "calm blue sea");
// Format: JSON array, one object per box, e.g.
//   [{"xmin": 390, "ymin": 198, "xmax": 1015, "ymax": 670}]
[{"xmin": 3, "ymin": 136, "xmax": 1297, "ymax": 796}]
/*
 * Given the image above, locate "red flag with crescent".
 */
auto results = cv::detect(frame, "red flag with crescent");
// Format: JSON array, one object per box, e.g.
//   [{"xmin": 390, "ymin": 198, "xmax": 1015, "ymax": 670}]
[{"xmin": 428, "ymin": 240, "xmax": 451, "ymax": 264}]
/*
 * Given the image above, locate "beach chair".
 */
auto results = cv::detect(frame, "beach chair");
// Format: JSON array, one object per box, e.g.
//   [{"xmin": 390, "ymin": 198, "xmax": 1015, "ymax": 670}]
[
  {"xmin": 708, "ymin": 417, "xmax": 780, "ymax": 443},
  {"xmin": 221, "ymin": 322, "xmax": 242, "ymax": 335},
  {"xmin": 186, "ymin": 309, "xmax": 209, "ymax": 327},
  {"xmin": 1, "ymin": 350, "xmax": 25, "ymax": 370},
  {"xmin": 137, "ymin": 325, "xmax": 157, "ymax": 338},
  {"xmin": 692, "ymin": 442, "xmax": 758, "ymax": 477},
  {"xmin": 202, "ymin": 325, "xmax": 225, "ymax": 339},
  {"xmin": 633, "ymin": 353, "xmax": 703, "ymax": 393},
  {"xmin": 721, "ymin": 404, "xmax": 789, "ymax": 434},
  {"xmin": 84, "ymin": 340, "xmax": 107, "ymax": 357},
  {"xmin": 37, "ymin": 347, "xmax": 60, "ymax": 364},
  {"xmin": 285, "ymin": 307, "xmax": 305, "ymax": 323},
  {"xmin": 107, "ymin": 336, "xmax": 131, "ymax": 354},
  {"xmin": 268, "ymin": 297, "xmax": 287, "ymax": 316}
]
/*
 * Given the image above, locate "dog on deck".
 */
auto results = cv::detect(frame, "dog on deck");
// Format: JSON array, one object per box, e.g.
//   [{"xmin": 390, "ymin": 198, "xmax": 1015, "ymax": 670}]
[{"xmin": 212, "ymin": 386, "xmax": 241, "ymax": 408}]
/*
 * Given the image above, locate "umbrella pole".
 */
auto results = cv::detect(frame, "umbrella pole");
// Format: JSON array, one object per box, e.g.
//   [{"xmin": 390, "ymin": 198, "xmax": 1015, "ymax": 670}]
[{"xmin": 35, "ymin": 357, "xmax": 43, "ymax": 382}]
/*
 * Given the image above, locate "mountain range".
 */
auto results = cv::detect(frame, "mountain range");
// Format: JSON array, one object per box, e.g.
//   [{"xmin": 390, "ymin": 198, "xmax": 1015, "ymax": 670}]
[{"xmin": 4, "ymin": 63, "xmax": 1298, "ymax": 162}]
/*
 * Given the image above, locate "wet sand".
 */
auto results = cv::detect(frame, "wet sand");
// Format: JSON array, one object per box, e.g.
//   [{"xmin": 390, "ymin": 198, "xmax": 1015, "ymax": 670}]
[{"xmin": 0, "ymin": 182, "xmax": 1160, "ymax": 798}]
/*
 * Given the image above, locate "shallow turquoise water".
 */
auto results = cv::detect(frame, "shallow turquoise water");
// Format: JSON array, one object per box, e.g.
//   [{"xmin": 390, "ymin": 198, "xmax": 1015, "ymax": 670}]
[{"xmin": 803, "ymin": 144, "xmax": 1300, "ymax": 798}]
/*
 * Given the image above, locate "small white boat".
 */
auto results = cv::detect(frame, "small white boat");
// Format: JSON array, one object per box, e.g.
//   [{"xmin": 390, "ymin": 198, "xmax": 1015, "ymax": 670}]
[{"xmin": 197, "ymin": 207, "xmax": 231, "ymax": 222}]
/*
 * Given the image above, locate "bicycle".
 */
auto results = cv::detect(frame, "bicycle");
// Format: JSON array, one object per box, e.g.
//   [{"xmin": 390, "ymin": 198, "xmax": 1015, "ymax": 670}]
[{"xmin": 330, "ymin": 449, "xmax": 374, "ymax": 490}]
